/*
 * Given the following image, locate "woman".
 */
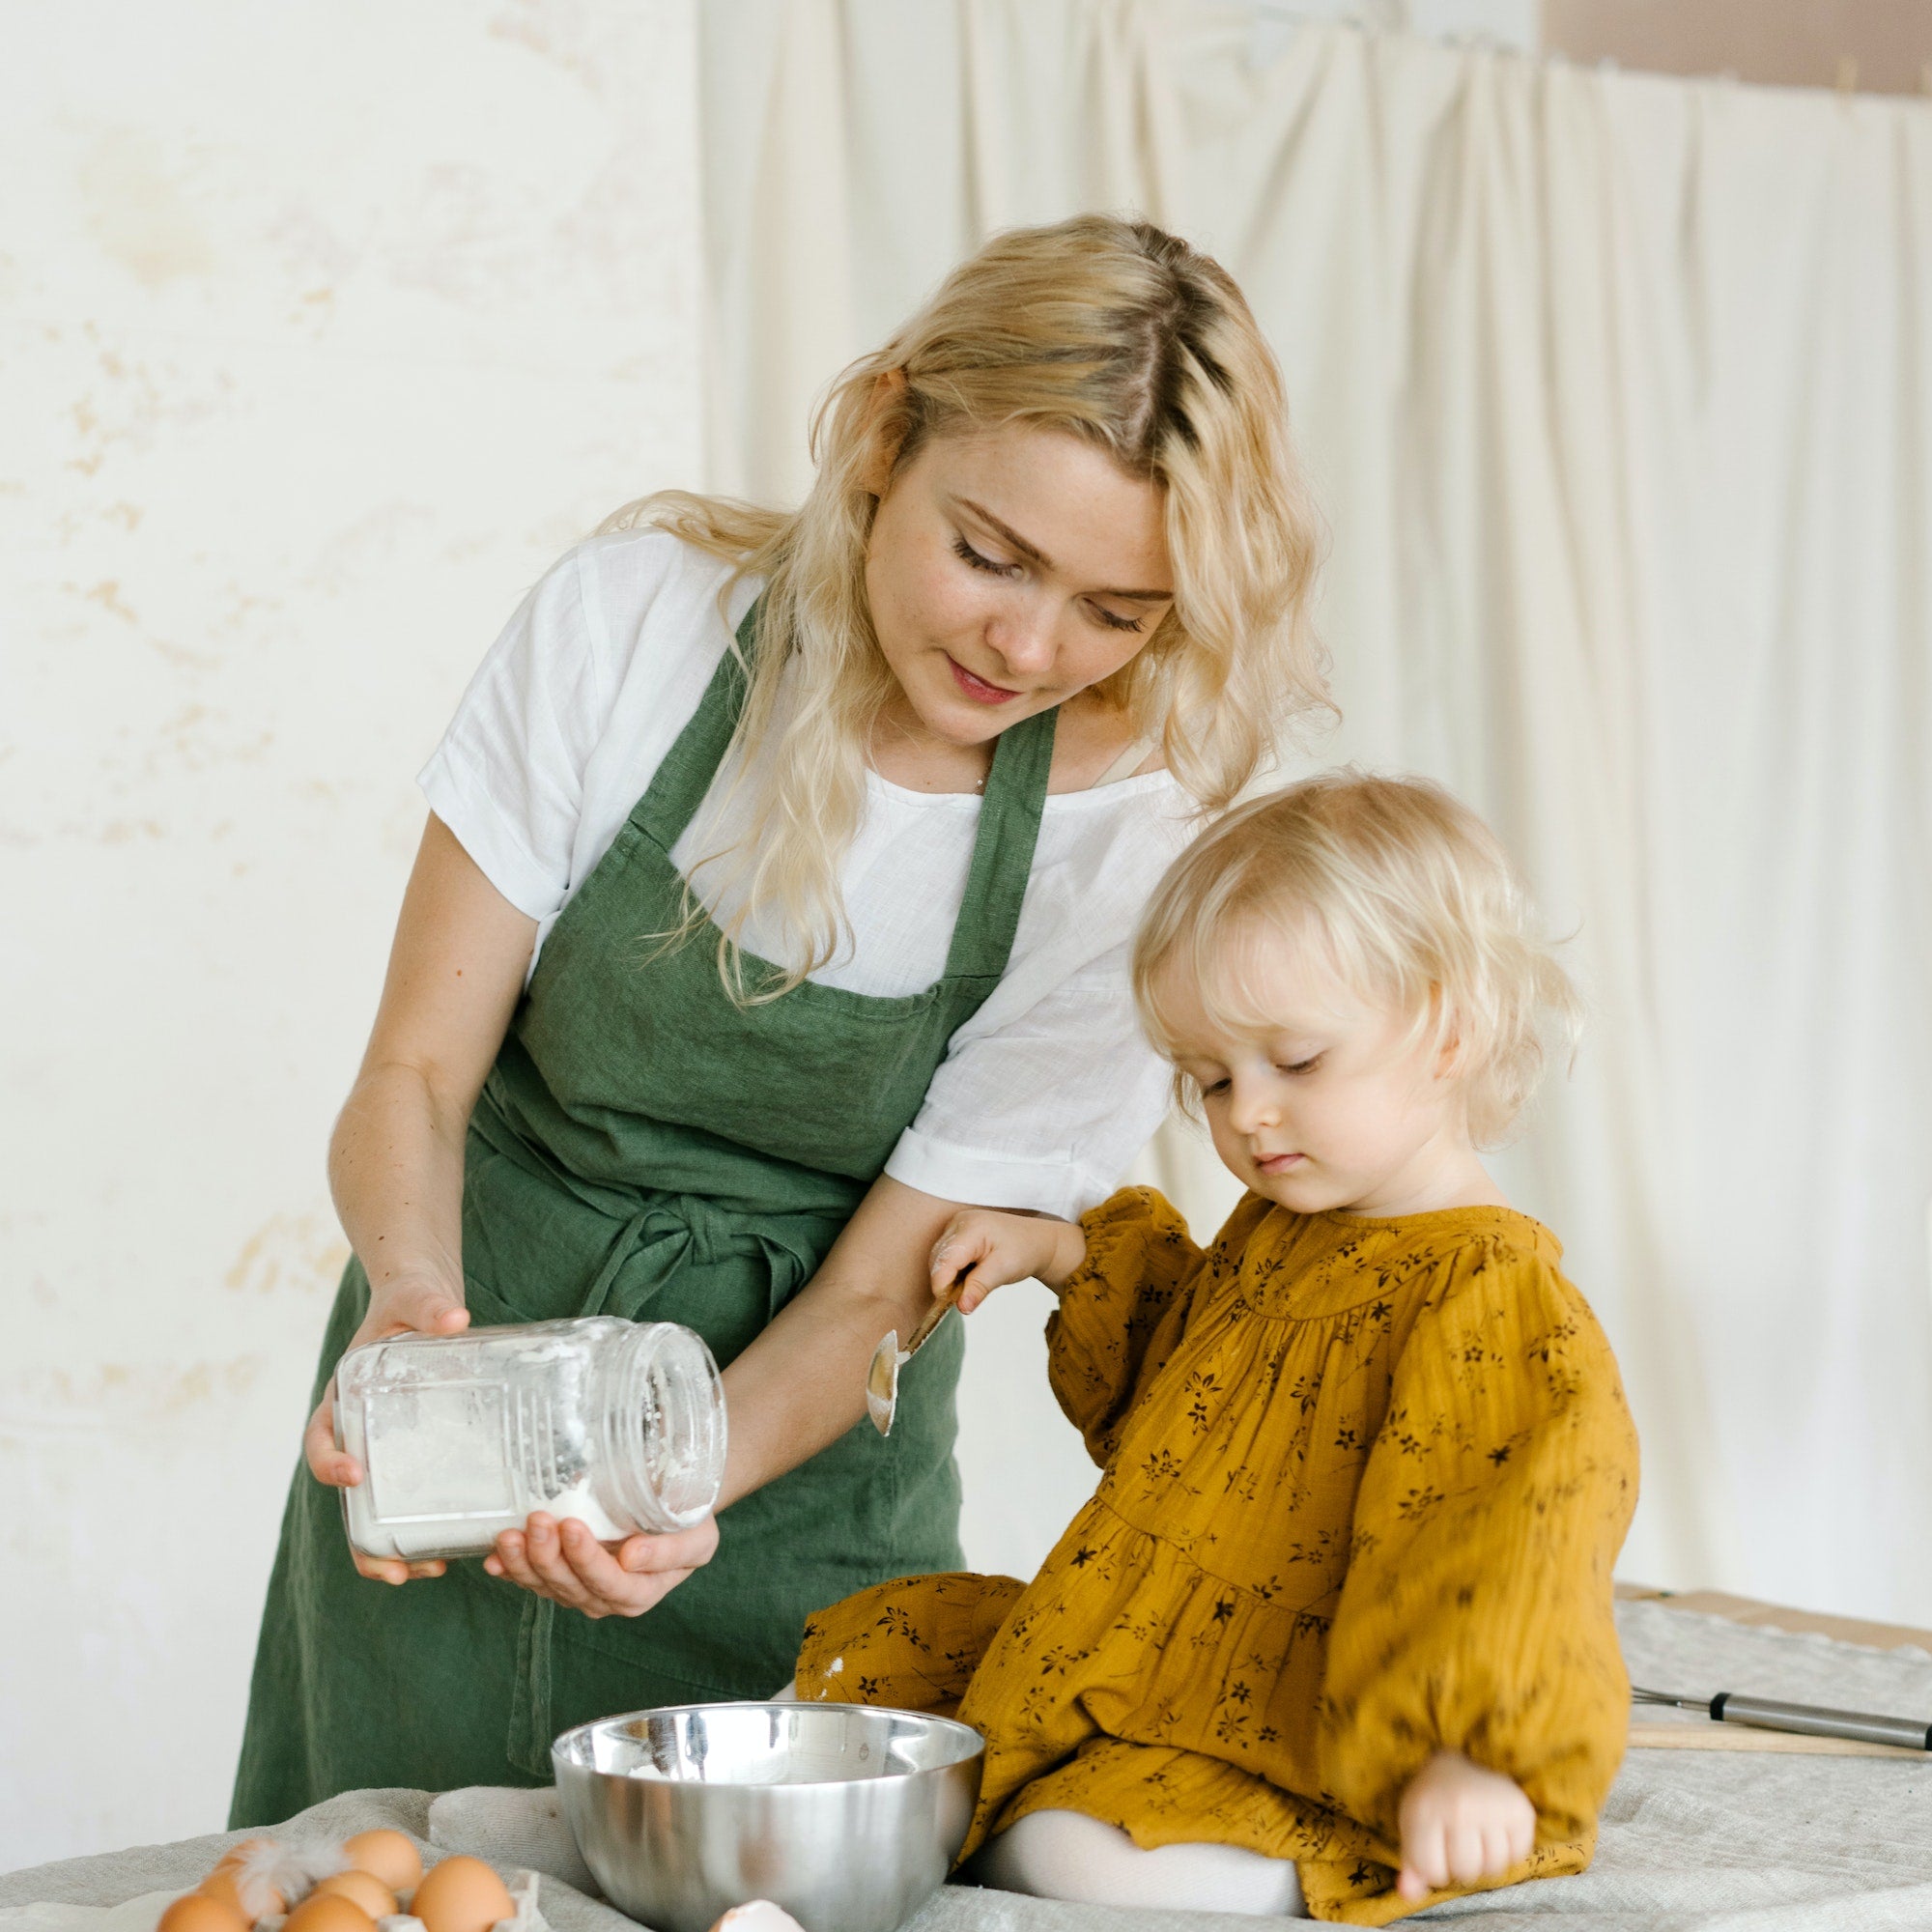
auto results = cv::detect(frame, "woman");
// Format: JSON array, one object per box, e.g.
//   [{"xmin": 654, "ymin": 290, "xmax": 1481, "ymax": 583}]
[{"xmin": 230, "ymin": 214, "xmax": 1326, "ymax": 1821}]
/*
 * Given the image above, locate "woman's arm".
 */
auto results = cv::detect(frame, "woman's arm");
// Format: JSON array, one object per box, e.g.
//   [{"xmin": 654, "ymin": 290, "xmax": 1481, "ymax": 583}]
[
  {"xmin": 302, "ymin": 813, "xmax": 537, "ymax": 1578},
  {"xmin": 718, "ymin": 1177, "xmax": 1009, "ymax": 1507},
  {"xmin": 484, "ymin": 1175, "xmax": 984, "ymax": 1614}
]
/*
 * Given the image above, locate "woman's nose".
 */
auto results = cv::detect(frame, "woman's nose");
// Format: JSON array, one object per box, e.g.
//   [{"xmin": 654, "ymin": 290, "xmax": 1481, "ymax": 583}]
[{"xmin": 984, "ymin": 604, "xmax": 1056, "ymax": 677}]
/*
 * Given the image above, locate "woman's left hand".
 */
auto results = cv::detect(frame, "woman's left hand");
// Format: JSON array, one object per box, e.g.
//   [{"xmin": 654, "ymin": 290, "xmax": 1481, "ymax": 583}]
[{"xmin": 484, "ymin": 1511, "xmax": 721, "ymax": 1618}]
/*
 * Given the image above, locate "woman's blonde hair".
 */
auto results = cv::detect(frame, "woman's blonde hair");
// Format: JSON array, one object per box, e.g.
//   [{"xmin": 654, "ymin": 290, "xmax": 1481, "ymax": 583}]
[
  {"xmin": 1132, "ymin": 772, "xmax": 1582, "ymax": 1145},
  {"xmin": 603, "ymin": 213, "xmax": 1328, "ymax": 999}
]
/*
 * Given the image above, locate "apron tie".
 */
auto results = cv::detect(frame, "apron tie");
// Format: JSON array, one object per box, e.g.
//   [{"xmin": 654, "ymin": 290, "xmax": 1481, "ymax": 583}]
[
  {"xmin": 582, "ymin": 1207, "xmax": 656, "ymax": 1319},
  {"xmin": 509, "ymin": 1595, "xmax": 556, "ymax": 1778}
]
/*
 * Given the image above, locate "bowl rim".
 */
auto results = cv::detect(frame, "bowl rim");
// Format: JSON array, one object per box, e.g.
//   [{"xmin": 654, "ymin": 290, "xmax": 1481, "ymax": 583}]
[{"xmin": 551, "ymin": 1698, "xmax": 986, "ymax": 1788}]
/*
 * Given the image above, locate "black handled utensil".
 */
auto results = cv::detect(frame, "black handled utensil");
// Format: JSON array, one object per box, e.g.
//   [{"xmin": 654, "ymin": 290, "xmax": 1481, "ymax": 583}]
[{"xmin": 1633, "ymin": 1685, "xmax": 1932, "ymax": 1751}]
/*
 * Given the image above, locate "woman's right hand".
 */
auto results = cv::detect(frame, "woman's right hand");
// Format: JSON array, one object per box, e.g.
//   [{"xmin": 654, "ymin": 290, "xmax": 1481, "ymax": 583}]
[
  {"xmin": 304, "ymin": 1269, "xmax": 471, "ymax": 1584},
  {"xmin": 928, "ymin": 1208, "xmax": 1087, "ymax": 1312}
]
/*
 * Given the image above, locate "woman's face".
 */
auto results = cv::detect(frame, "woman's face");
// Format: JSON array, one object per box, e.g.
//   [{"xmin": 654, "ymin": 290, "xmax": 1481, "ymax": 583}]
[{"xmin": 865, "ymin": 422, "xmax": 1175, "ymax": 745}]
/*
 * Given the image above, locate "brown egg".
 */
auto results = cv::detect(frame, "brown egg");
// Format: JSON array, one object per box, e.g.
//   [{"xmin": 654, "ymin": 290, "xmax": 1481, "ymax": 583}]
[
  {"xmin": 343, "ymin": 1829, "xmax": 424, "ymax": 1897},
  {"xmin": 411, "ymin": 1857, "xmax": 514, "ymax": 1932},
  {"xmin": 209, "ymin": 1840, "xmax": 274, "ymax": 1874},
  {"xmin": 200, "ymin": 1859, "xmax": 287, "ymax": 1922},
  {"xmin": 312, "ymin": 1873, "xmax": 398, "ymax": 1919},
  {"xmin": 283, "ymin": 1894, "xmax": 377, "ymax": 1932},
  {"xmin": 159, "ymin": 1895, "xmax": 250, "ymax": 1932}
]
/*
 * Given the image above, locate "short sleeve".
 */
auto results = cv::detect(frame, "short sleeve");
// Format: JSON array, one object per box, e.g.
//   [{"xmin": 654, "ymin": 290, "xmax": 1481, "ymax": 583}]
[
  {"xmin": 417, "ymin": 548, "xmax": 609, "ymax": 922},
  {"xmin": 883, "ymin": 936, "xmax": 1176, "ymax": 1219},
  {"xmin": 1316, "ymin": 1240, "xmax": 1640, "ymax": 1854}
]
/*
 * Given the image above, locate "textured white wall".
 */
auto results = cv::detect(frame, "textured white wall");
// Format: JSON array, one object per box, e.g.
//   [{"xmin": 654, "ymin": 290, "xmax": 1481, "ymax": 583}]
[{"xmin": 0, "ymin": 0, "xmax": 702, "ymax": 1867}]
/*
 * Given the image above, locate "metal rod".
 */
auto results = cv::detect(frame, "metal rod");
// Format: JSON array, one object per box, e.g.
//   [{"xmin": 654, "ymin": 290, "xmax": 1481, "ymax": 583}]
[{"xmin": 1632, "ymin": 1686, "xmax": 1932, "ymax": 1752}]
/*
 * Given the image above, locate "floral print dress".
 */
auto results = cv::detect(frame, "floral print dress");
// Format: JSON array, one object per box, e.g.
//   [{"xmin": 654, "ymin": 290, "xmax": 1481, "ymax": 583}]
[{"xmin": 795, "ymin": 1187, "xmax": 1639, "ymax": 1924}]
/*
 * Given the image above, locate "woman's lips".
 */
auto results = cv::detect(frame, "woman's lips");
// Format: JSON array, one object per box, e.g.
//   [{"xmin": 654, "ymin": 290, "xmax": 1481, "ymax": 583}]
[
  {"xmin": 1255, "ymin": 1151, "xmax": 1306, "ymax": 1174},
  {"xmin": 947, "ymin": 654, "xmax": 1022, "ymax": 705}
]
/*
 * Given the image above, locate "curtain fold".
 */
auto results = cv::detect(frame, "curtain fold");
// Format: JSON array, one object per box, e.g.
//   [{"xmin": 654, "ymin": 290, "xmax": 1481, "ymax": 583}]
[{"xmin": 697, "ymin": 1, "xmax": 1932, "ymax": 1619}]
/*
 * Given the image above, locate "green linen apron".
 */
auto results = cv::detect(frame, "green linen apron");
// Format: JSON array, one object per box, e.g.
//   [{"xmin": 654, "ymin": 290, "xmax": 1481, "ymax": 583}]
[{"xmin": 230, "ymin": 603, "xmax": 1057, "ymax": 1823}]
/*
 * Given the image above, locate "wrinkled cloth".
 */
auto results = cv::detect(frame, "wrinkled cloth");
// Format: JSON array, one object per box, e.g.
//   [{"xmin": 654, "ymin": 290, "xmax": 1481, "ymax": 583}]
[{"xmin": 8, "ymin": 1603, "xmax": 1932, "ymax": 1930}]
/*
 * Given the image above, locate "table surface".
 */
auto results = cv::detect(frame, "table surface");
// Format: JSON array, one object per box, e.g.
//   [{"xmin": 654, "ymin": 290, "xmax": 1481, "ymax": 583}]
[
  {"xmin": 1612, "ymin": 1580, "xmax": 1932, "ymax": 1654},
  {"xmin": 8, "ymin": 1588, "xmax": 1932, "ymax": 1932}
]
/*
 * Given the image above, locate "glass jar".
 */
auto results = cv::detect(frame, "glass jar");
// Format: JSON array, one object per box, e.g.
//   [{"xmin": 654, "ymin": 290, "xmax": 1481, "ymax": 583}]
[{"xmin": 335, "ymin": 1316, "xmax": 726, "ymax": 1562}]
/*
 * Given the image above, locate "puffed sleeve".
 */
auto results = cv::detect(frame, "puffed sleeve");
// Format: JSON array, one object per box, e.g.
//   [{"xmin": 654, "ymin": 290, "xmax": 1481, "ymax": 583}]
[
  {"xmin": 1315, "ymin": 1238, "xmax": 1639, "ymax": 1854},
  {"xmin": 1044, "ymin": 1186, "xmax": 1211, "ymax": 1464}
]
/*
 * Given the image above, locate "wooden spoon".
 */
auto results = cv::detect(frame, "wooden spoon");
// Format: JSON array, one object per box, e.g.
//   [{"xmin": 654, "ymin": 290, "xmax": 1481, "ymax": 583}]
[{"xmin": 866, "ymin": 1279, "xmax": 964, "ymax": 1437}]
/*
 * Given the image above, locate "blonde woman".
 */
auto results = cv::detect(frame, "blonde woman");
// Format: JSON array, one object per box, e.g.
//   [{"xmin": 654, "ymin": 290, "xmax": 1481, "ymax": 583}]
[{"xmin": 230, "ymin": 215, "xmax": 1325, "ymax": 1816}]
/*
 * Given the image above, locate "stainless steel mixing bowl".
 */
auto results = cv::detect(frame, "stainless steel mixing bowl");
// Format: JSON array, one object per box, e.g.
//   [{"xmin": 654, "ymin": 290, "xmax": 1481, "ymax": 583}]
[{"xmin": 552, "ymin": 1701, "xmax": 985, "ymax": 1932}]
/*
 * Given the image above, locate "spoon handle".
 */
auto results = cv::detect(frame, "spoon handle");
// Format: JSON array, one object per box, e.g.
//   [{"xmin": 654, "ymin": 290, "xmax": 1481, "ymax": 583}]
[{"xmin": 903, "ymin": 1277, "xmax": 964, "ymax": 1357}]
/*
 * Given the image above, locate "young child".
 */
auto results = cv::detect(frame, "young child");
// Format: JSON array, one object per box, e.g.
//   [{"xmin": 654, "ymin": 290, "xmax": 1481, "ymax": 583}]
[{"xmin": 792, "ymin": 773, "xmax": 1639, "ymax": 1924}]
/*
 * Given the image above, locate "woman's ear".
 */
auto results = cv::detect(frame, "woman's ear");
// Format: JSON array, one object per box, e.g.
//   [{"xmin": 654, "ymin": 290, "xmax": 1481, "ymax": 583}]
[{"xmin": 857, "ymin": 368, "xmax": 910, "ymax": 497}]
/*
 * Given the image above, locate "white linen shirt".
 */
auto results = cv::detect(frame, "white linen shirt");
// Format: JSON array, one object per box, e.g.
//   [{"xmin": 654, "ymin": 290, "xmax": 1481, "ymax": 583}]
[{"xmin": 418, "ymin": 529, "xmax": 1194, "ymax": 1219}]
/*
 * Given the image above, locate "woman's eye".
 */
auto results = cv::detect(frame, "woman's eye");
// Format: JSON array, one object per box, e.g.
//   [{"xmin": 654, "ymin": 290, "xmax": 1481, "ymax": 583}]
[
  {"xmin": 1089, "ymin": 603, "xmax": 1145, "ymax": 634},
  {"xmin": 952, "ymin": 535, "xmax": 1019, "ymax": 578}
]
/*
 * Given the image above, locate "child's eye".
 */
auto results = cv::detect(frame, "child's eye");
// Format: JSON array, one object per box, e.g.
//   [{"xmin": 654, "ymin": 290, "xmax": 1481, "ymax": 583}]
[
  {"xmin": 1277, "ymin": 1055, "xmax": 1322, "ymax": 1076},
  {"xmin": 952, "ymin": 535, "xmax": 1020, "ymax": 578},
  {"xmin": 1200, "ymin": 1076, "xmax": 1232, "ymax": 1097}
]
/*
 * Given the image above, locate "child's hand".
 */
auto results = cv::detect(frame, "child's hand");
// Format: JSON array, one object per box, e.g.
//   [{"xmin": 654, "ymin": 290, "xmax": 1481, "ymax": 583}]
[
  {"xmin": 1395, "ymin": 1750, "xmax": 1535, "ymax": 1900},
  {"xmin": 929, "ymin": 1208, "xmax": 1087, "ymax": 1310}
]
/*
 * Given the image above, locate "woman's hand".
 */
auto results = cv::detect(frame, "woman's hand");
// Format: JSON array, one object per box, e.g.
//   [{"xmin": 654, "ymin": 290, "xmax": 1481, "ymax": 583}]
[
  {"xmin": 928, "ymin": 1208, "xmax": 1086, "ymax": 1312},
  {"xmin": 1395, "ymin": 1750, "xmax": 1536, "ymax": 1900},
  {"xmin": 305, "ymin": 1269, "xmax": 472, "ymax": 1585},
  {"xmin": 484, "ymin": 1512, "xmax": 722, "ymax": 1618}
]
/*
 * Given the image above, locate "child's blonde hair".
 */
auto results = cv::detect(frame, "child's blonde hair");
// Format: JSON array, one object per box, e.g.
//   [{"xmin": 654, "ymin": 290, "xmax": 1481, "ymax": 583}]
[
  {"xmin": 603, "ymin": 213, "xmax": 1328, "ymax": 1000},
  {"xmin": 1132, "ymin": 771, "xmax": 1582, "ymax": 1145}
]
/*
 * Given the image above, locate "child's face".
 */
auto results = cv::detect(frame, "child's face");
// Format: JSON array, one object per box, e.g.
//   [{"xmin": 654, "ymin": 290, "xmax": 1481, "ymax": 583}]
[{"xmin": 1161, "ymin": 942, "xmax": 1473, "ymax": 1218}]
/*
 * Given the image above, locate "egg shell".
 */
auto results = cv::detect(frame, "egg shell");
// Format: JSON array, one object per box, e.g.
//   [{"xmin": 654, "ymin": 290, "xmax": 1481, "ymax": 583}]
[
  {"xmin": 159, "ymin": 1895, "xmax": 250, "ymax": 1932},
  {"xmin": 342, "ymin": 1830, "xmax": 424, "ymax": 1896},
  {"xmin": 312, "ymin": 1873, "xmax": 399, "ymax": 1918},
  {"xmin": 712, "ymin": 1908, "xmax": 806, "ymax": 1932},
  {"xmin": 410, "ymin": 1857, "xmax": 514, "ymax": 1932},
  {"xmin": 283, "ymin": 1894, "xmax": 377, "ymax": 1932},
  {"xmin": 210, "ymin": 1840, "xmax": 276, "ymax": 1874},
  {"xmin": 199, "ymin": 1864, "xmax": 287, "ymax": 1921}
]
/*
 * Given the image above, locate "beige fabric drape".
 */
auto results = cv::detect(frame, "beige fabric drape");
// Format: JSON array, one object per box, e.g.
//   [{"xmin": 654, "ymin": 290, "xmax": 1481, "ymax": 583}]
[{"xmin": 697, "ymin": 1, "xmax": 1932, "ymax": 1619}]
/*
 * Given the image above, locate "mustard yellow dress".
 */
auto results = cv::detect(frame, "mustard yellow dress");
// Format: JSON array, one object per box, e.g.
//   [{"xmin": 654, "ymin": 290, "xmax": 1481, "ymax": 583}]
[{"xmin": 795, "ymin": 1188, "xmax": 1640, "ymax": 1924}]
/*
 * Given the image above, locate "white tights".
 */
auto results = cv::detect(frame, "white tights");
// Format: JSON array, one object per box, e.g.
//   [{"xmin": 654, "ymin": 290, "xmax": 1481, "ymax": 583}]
[
  {"xmin": 966, "ymin": 1809, "xmax": 1307, "ymax": 1918},
  {"xmin": 771, "ymin": 1689, "xmax": 1304, "ymax": 1917}
]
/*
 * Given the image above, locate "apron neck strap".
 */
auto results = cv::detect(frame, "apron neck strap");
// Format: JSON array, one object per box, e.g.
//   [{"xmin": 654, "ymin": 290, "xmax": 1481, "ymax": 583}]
[
  {"xmin": 631, "ymin": 595, "xmax": 762, "ymax": 851},
  {"xmin": 942, "ymin": 702, "xmax": 1056, "ymax": 982}
]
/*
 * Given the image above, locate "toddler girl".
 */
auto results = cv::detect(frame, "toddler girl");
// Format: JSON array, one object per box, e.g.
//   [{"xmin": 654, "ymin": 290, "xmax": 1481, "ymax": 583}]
[{"xmin": 792, "ymin": 773, "xmax": 1638, "ymax": 1923}]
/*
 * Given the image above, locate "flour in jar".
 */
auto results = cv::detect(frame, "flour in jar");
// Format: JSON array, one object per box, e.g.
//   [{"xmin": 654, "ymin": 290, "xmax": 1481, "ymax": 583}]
[{"xmin": 337, "ymin": 1317, "xmax": 725, "ymax": 1564}]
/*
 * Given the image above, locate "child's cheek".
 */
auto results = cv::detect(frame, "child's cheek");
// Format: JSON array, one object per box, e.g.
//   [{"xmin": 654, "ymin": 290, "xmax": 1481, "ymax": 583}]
[{"xmin": 1208, "ymin": 1110, "xmax": 1254, "ymax": 1180}]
